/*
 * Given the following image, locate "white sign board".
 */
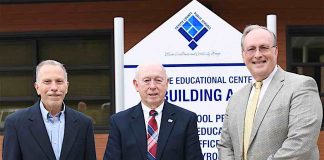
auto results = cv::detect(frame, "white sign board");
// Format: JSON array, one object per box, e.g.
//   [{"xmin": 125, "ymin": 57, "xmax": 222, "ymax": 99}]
[{"xmin": 124, "ymin": 0, "xmax": 251, "ymax": 159}]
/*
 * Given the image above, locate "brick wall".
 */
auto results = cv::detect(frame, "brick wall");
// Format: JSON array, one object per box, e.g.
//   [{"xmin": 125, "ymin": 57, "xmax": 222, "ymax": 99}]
[{"xmin": 0, "ymin": 0, "xmax": 322, "ymax": 69}]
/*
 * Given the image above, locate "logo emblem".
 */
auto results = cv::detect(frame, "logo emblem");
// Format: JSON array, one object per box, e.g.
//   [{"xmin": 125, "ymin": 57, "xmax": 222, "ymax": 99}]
[{"xmin": 177, "ymin": 12, "xmax": 209, "ymax": 50}]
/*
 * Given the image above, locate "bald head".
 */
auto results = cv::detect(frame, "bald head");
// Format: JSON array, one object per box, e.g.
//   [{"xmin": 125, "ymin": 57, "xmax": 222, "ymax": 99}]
[
  {"xmin": 133, "ymin": 63, "xmax": 169, "ymax": 109},
  {"xmin": 134, "ymin": 63, "xmax": 168, "ymax": 81}
]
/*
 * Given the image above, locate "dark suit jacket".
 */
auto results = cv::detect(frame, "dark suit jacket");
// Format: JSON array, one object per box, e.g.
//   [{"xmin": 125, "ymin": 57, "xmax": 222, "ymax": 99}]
[
  {"xmin": 2, "ymin": 101, "xmax": 97, "ymax": 160},
  {"xmin": 103, "ymin": 101, "xmax": 203, "ymax": 160}
]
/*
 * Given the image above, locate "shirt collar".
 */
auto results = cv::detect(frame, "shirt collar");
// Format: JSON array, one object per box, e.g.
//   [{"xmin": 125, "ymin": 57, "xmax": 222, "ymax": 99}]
[
  {"xmin": 40, "ymin": 101, "xmax": 66, "ymax": 122},
  {"xmin": 141, "ymin": 101, "xmax": 164, "ymax": 116},
  {"xmin": 252, "ymin": 65, "xmax": 278, "ymax": 87}
]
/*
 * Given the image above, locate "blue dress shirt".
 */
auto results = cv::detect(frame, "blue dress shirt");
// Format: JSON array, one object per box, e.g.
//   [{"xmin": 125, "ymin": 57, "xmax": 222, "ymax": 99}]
[{"xmin": 40, "ymin": 102, "xmax": 65, "ymax": 160}]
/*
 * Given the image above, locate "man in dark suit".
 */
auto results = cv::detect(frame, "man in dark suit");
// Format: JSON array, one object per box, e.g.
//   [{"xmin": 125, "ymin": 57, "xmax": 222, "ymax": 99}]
[
  {"xmin": 2, "ymin": 60, "xmax": 97, "ymax": 160},
  {"xmin": 103, "ymin": 63, "xmax": 203, "ymax": 160}
]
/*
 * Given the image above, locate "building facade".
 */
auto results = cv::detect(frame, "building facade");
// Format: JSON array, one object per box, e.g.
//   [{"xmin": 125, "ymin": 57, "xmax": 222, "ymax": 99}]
[{"xmin": 0, "ymin": 0, "xmax": 323, "ymax": 159}]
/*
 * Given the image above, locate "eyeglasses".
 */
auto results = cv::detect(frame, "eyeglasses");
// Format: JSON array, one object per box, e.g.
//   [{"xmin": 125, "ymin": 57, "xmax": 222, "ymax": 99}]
[
  {"xmin": 244, "ymin": 45, "xmax": 276, "ymax": 55},
  {"xmin": 141, "ymin": 77, "xmax": 166, "ymax": 85}
]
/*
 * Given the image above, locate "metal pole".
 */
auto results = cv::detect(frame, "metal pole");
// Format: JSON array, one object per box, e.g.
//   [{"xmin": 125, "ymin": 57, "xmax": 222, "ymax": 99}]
[
  {"xmin": 267, "ymin": 14, "xmax": 277, "ymax": 37},
  {"xmin": 114, "ymin": 17, "xmax": 124, "ymax": 113}
]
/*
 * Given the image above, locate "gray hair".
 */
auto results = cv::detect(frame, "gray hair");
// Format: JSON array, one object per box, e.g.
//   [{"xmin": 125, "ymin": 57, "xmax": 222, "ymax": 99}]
[
  {"xmin": 35, "ymin": 60, "xmax": 68, "ymax": 82},
  {"xmin": 241, "ymin": 24, "xmax": 277, "ymax": 52}
]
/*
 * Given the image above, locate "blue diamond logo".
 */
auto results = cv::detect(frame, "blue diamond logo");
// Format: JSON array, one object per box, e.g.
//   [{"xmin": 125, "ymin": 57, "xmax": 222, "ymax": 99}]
[
  {"xmin": 189, "ymin": 16, "xmax": 203, "ymax": 31},
  {"xmin": 188, "ymin": 28, "xmax": 198, "ymax": 37},
  {"xmin": 177, "ymin": 14, "xmax": 209, "ymax": 50},
  {"xmin": 188, "ymin": 41, "xmax": 198, "ymax": 50},
  {"xmin": 182, "ymin": 21, "xmax": 192, "ymax": 31}
]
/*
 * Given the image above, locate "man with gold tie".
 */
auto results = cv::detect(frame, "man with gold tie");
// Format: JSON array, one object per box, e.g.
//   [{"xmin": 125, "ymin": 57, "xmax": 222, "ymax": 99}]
[{"xmin": 218, "ymin": 25, "xmax": 323, "ymax": 159}]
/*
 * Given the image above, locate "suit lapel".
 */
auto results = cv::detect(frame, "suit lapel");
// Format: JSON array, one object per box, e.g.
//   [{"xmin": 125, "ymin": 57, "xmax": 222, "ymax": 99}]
[
  {"xmin": 60, "ymin": 107, "xmax": 79, "ymax": 160},
  {"xmin": 249, "ymin": 68, "xmax": 285, "ymax": 145},
  {"xmin": 236, "ymin": 84, "xmax": 253, "ymax": 155},
  {"xmin": 156, "ymin": 102, "xmax": 176, "ymax": 160},
  {"xmin": 28, "ymin": 102, "xmax": 56, "ymax": 160},
  {"xmin": 130, "ymin": 104, "xmax": 147, "ymax": 159}
]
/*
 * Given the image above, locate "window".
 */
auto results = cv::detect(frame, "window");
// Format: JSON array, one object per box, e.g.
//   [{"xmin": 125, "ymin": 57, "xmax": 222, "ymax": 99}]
[
  {"xmin": 286, "ymin": 25, "xmax": 324, "ymax": 129},
  {"xmin": 0, "ymin": 30, "xmax": 114, "ymax": 132}
]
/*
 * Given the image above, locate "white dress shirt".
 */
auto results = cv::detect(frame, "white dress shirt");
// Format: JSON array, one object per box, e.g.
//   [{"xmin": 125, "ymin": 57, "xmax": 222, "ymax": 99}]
[
  {"xmin": 249, "ymin": 65, "xmax": 278, "ymax": 110},
  {"xmin": 142, "ymin": 102, "xmax": 164, "ymax": 138}
]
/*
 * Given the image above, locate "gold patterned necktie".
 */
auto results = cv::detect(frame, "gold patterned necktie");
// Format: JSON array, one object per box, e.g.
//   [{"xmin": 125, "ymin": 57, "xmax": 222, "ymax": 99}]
[{"xmin": 243, "ymin": 81, "xmax": 263, "ymax": 160}]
